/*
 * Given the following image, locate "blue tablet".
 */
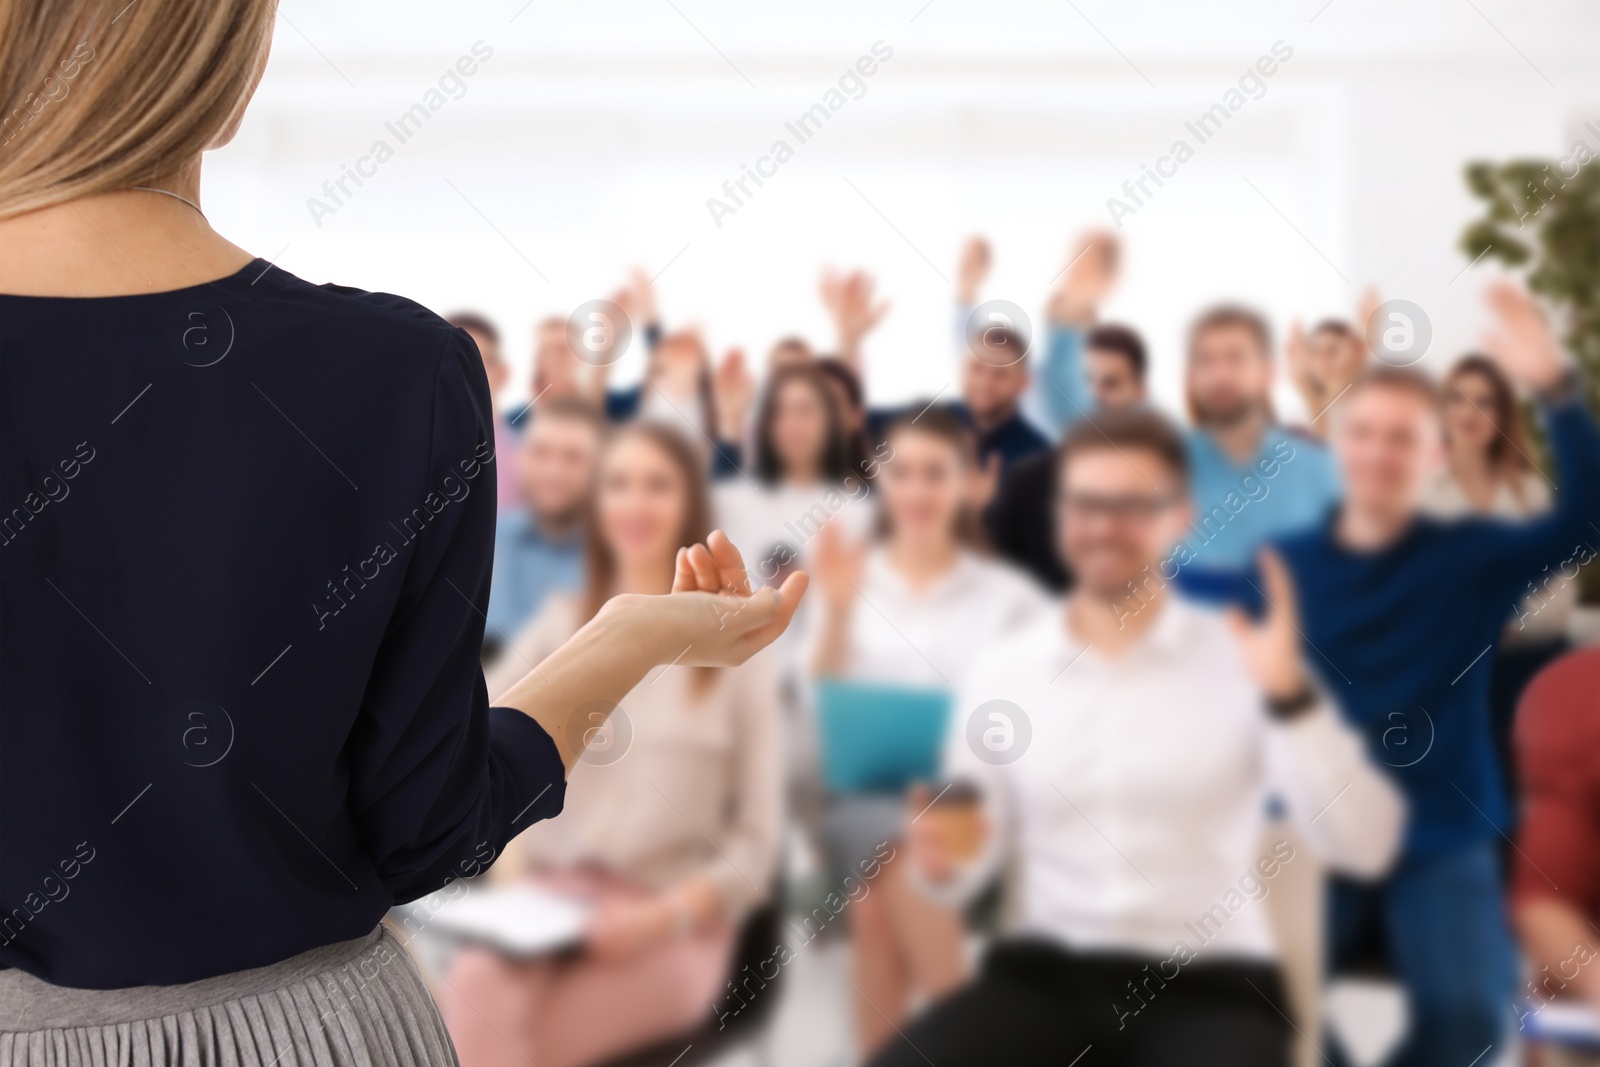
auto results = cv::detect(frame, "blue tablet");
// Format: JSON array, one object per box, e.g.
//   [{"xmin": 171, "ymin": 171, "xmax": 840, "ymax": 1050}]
[{"xmin": 815, "ymin": 678, "xmax": 952, "ymax": 793}]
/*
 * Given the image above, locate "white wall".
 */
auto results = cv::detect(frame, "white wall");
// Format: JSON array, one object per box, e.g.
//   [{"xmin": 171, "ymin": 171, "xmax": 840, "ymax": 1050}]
[{"xmin": 206, "ymin": 0, "xmax": 1600, "ymax": 414}]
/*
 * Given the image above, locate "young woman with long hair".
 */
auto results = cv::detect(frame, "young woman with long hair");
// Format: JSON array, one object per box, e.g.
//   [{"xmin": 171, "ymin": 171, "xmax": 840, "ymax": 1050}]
[
  {"xmin": 463, "ymin": 423, "xmax": 783, "ymax": 1067},
  {"xmin": 807, "ymin": 408, "xmax": 1047, "ymax": 1061},
  {"xmin": 1424, "ymin": 353, "xmax": 1572, "ymax": 790}
]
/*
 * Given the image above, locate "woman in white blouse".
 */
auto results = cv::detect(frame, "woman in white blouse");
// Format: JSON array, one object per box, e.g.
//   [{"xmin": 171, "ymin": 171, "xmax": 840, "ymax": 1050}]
[
  {"xmin": 445, "ymin": 422, "xmax": 782, "ymax": 1067},
  {"xmin": 808, "ymin": 407, "xmax": 1049, "ymax": 1059},
  {"xmin": 715, "ymin": 363, "xmax": 882, "ymax": 821},
  {"xmin": 1424, "ymin": 354, "xmax": 1572, "ymax": 788}
]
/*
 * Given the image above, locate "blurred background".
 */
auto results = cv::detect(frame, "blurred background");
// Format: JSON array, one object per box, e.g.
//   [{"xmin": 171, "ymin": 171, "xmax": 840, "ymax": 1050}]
[
  {"xmin": 201, "ymin": 3, "xmax": 1600, "ymax": 1065},
  {"xmin": 215, "ymin": 0, "xmax": 1600, "ymax": 414}
]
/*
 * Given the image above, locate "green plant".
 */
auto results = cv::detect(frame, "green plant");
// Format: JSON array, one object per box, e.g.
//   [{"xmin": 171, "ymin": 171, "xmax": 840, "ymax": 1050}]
[
  {"xmin": 1461, "ymin": 158, "xmax": 1600, "ymax": 415},
  {"xmin": 1462, "ymin": 159, "xmax": 1600, "ymax": 605}
]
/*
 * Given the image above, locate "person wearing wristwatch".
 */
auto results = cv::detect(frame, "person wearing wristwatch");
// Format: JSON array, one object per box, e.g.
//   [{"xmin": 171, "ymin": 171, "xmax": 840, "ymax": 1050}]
[
  {"xmin": 873, "ymin": 409, "xmax": 1403, "ymax": 1067},
  {"xmin": 1275, "ymin": 283, "xmax": 1600, "ymax": 1067}
]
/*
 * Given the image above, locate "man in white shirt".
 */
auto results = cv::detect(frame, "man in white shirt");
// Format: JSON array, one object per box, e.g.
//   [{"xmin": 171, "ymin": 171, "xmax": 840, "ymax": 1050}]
[{"xmin": 867, "ymin": 409, "xmax": 1404, "ymax": 1067}]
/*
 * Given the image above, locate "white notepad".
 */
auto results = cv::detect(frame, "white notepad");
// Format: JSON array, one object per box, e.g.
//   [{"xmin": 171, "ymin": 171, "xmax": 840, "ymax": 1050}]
[
  {"xmin": 427, "ymin": 883, "xmax": 592, "ymax": 957},
  {"xmin": 1524, "ymin": 999, "xmax": 1600, "ymax": 1050}
]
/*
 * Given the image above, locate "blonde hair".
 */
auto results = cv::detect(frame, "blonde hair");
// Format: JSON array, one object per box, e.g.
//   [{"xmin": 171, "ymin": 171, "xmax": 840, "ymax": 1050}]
[{"xmin": 0, "ymin": 0, "xmax": 276, "ymax": 220}]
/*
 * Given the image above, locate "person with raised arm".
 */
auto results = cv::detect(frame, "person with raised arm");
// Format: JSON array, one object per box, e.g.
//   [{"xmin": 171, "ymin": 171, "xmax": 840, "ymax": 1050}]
[
  {"xmin": 828, "ymin": 259, "xmax": 1049, "ymax": 476},
  {"xmin": 868, "ymin": 409, "xmax": 1402, "ymax": 1067},
  {"xmin": 806, "ymin": 409, "xmax": 1048, "ymax": 1060},
  {"xmin": 0, "ymin": 4, "xmax": 806, "ymax": 1064},
  {"xmin": 1283, "ymin": 296, "xmax": 1376, "ymax": 441},
  {"xmin": 1276, "ymin": 283, "xmax": 1600, "ymax": 1067}
]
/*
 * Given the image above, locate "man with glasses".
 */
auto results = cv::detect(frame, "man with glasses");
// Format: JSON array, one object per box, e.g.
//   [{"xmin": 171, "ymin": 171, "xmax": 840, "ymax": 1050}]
[{"xmin": 869, "ymin": 409, "xmax": 1402, "ymax": 1067}]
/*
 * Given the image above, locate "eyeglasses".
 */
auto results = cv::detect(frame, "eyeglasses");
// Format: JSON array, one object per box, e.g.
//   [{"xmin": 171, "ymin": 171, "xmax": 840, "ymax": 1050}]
[{"xmin": 1057, "ymin": 491, "xmax": 1179, "ymax": 522}]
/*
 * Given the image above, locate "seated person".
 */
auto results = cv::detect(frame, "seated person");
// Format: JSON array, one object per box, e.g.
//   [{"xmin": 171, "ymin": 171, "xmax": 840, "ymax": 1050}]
[
  {"xmin": 988, "ymin": 323, "xmax": 1149, "ymax": 592},
  {"xmin": 807, "ymin": 409, "xmax": 1048, "ymax": 1060},
  {"xmin": 869, "ymin": 410, "xmax": 1404, "ymax": 1067},
  {"xmin": 447, "ymin": 310, "xmax": 521, "ymax": 511},
  {"xmin": 822, "ymin": 262, "xmax": 1050, "ymax": 474},
  {"xmin": 444, "ymin": 423, "xmax": 781, "ymax": 1067},
  {"xmin": 1511, "ymin": 647, "xmax": 1600, "ymax": 1066},
  {"xmin": 483, "ymin": 396, "xmax": 601, "ymax": 654}
]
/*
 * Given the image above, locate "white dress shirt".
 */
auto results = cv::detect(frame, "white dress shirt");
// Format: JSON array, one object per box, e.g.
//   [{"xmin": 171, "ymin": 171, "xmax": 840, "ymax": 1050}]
[{"xmin": 941, "ymin": 596, "xmax": 1404, "ymax": 963}]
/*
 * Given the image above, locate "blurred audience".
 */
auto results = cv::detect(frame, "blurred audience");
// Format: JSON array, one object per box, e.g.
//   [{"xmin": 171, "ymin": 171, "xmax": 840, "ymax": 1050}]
[
  {"xmin": 807, "ymin": 409, "xmax": 1048, "ymax": 1059},
  {"xmin": 483, "ymin": 396, "xmax": 603, "ymax": 657},
  {"xmin": 1168, "ymin": 304, "xmax": 1341, "ymax": 607},
  {"xmin": 713, "ymin": 361, "xmax": 880, "ymax": 822},
  {"xmin": 1425, "ymin": 353, "xmax": 1575, "ymax": 793},
  {"xmin": 1284, "ymin": 300, "xmax": 1377, "ymax": 442},
  {"xmin": 871, "ymin": 410, "xmax": 1401, "ymax": 1067},
  {"xmin": 448, "ymin": 311, "xmax": 521, "ymax": 512},
  {"xmin": 830, "ymin": 253, "xmax": 1049, "ymax": 475},
  {"xmin": 450, "ymin": 423, "xmax": 781, "ymax": 1067},
  {"xmin": 1278, "ymin": 284, "xmax": 1600, "ymax": 1066},
  {"xmin": 439, "ymin": 228, "xmax": 1599, "ymax": 1067}
]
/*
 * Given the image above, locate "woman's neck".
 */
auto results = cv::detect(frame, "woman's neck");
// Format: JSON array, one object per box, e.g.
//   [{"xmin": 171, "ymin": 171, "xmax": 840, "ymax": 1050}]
[
  {"xmin": 1447, "ymin": 446, "xmax": 1500, "ymax": 509},
  {"xmin": 887, "ymin": 535, "xmax": 958, "ymax": 590},
  {"xmin": 782, "ymin": 460, "xmax": 821, "ymax": 487},
  {"xmin": 614, "ymin": 558, "xmax": 675, "ymax": 597},
  {"xmin": 0, "ymin": 159, "xmax": 254, "ymax": 297}
]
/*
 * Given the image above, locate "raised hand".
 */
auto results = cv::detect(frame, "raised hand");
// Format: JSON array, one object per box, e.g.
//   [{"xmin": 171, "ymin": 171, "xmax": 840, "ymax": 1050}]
[
  {"xmin": 1225, "ymin": 550, "xmax": 1308, "ymax": 702},
  {"xmin": 813, "ymin": 519, "xmax": 868, "ymax": 614},
  {"xmin": 1483, "ymin": 281, "xmax": 1569, "ymax": 393},
  {"xmin": 821, "ymin": 268, "xmax": 890, "ymax": 368},
  {"xmin": 956, "ymin": 236, "xmax": 992, "ymax": 306},
  {"xmin": 1047, "ymin": 230, "xmax": 1120, "ymax": 326},
  {"xmin": 713, "ymin": 347, "xmax": 754, "ymax": 442}
]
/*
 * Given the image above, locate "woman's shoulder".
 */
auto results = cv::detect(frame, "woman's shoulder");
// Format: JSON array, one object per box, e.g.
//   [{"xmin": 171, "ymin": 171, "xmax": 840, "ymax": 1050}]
[{"xmin": 249, "ymin": 266, "xmax": 474, "ymax": 376}]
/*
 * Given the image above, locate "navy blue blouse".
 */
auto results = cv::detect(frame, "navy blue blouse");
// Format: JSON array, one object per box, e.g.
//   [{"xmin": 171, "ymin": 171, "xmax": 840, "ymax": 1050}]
[{"xmin": 0, "ymin": 260, "xmax": 566, "ymax": 988}]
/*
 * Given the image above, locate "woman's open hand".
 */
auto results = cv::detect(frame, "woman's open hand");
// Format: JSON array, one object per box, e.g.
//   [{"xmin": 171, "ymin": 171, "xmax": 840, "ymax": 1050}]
[
  {"xmin": 500, "ymin": 531, "xmax": 808, "ymax": 772},
  {"xmin": 637, "ymin": 529, "xmax": 808, "ymax": 667}
]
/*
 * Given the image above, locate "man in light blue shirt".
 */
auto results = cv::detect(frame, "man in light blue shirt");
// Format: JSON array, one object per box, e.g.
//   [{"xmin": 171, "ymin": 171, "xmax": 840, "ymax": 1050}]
[
  {"xmin": 483, "ymin": 397, "xmax": 602, "ymax": 655},
  {"xmin": 1034, "ymin": 235, "xmax": 1340, "ymax": 609}
]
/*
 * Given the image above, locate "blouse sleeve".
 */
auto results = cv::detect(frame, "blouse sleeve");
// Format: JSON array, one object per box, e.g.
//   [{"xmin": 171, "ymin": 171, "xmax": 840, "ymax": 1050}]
[{"xmin": 346, "ymin": 329, "xmax": 567, "ymax": 904}]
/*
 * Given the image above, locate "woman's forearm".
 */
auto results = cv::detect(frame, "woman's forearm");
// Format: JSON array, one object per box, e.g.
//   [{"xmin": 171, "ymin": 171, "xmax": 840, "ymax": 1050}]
[
  {"xmin": 495, "ymin": 576, "xmax": 803, "ymax": 774},
  {"xmin": 494, "ymin": 595, "xmax": 672, "ymax": 774},
  {"xmin": 810, "ymin": 602, "xmax": 853, "ymax": 676}
]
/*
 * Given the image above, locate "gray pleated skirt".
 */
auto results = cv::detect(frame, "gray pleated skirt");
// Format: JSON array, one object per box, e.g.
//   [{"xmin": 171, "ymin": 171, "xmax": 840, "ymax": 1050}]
[{"xmin": 0, "ymin": 926, "xmax": 458, "ymax": 1067}]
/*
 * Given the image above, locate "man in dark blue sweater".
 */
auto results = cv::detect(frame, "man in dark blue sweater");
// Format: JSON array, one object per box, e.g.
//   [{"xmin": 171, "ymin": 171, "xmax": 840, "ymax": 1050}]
[{"xmin": 1276, "ymin": 283, "xmax": 1600, "ymax": 1067}]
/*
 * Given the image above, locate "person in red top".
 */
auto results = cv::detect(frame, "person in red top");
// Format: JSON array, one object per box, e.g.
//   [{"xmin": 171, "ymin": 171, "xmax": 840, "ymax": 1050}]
[{"xmin": 1511, "ymin": 646, "xmax": 1600, "ymax": 1065}]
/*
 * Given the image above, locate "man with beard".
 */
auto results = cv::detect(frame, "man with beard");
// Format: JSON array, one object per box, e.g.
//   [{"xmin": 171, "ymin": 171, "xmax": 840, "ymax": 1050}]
[
  {"xmin": 1025, "ymin": 235, "xmax": 1338, "ymax": 606},
  {"xmin": 866, "ymin": 408, "xmax": 1401, "ymax": 1067},
  {"xmin": 483, "ymin": 396, "xmax": 603, "ymax": 656},
  {"xmin": 1172, "ymin": 305, "xmax": 1340, "ymax": 608}
]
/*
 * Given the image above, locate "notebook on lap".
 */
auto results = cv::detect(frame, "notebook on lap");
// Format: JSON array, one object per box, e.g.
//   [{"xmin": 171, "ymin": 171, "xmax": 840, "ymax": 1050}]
[{"xmin": 815, "ymin": 678, "xmax": 951, "ymax": 793}]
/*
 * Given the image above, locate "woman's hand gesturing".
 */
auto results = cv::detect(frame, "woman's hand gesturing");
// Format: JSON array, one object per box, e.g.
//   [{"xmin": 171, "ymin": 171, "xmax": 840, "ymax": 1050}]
[{"xmin": 636, "ymin": 529, "xmax": 808, "ymax": 668}]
